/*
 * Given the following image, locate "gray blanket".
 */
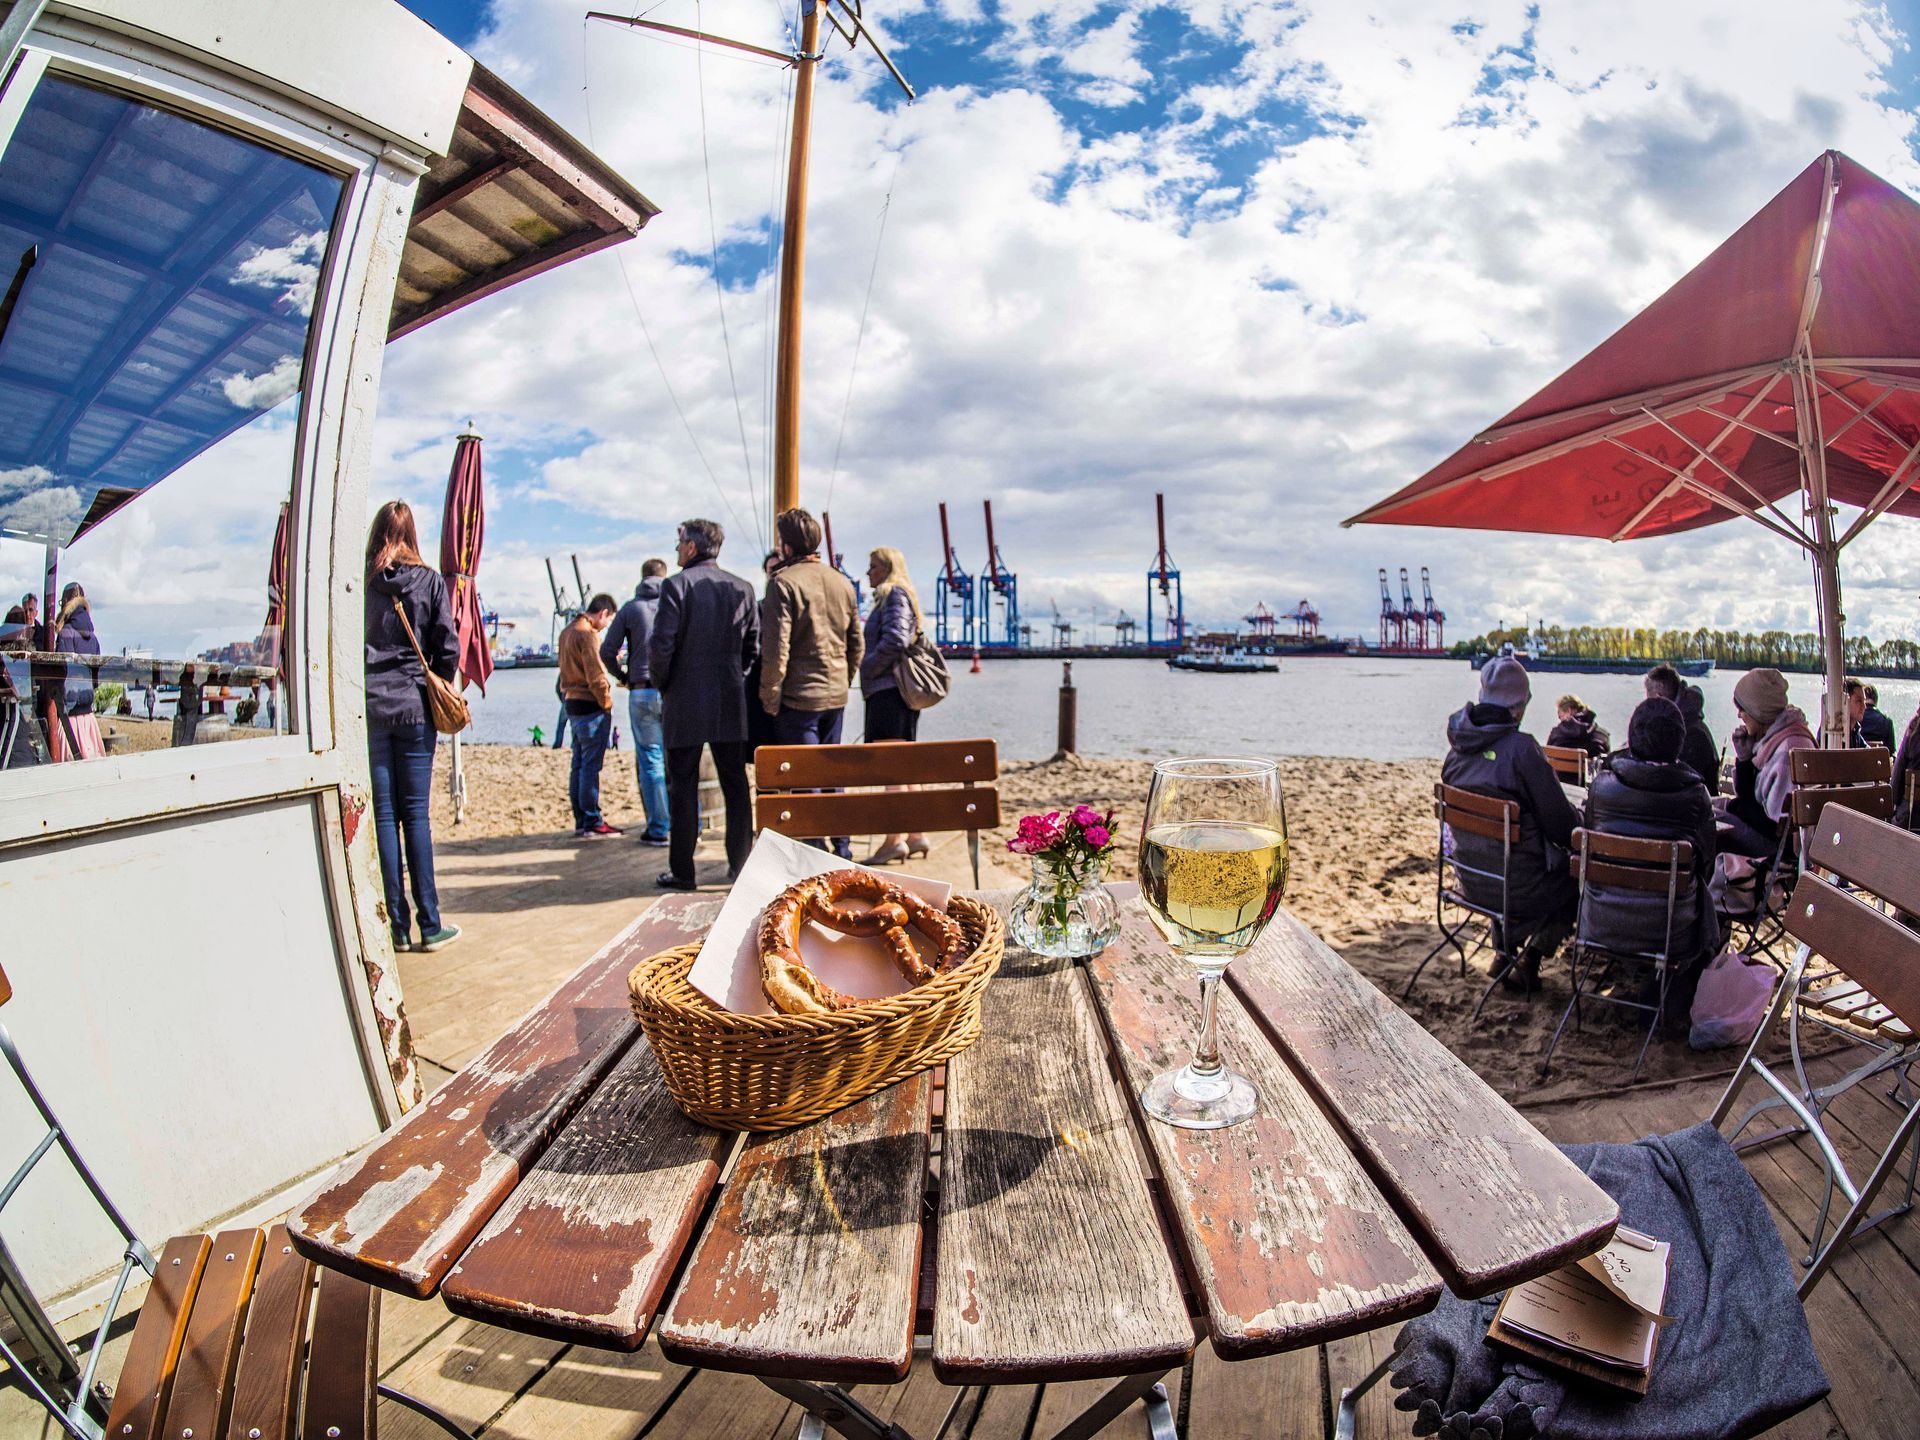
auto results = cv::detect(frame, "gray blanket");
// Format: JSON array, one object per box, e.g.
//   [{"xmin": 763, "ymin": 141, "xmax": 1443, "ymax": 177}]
[{"xmin": 1389, "ymin": 1122, "xmax": 1829, "ymax": 1439}]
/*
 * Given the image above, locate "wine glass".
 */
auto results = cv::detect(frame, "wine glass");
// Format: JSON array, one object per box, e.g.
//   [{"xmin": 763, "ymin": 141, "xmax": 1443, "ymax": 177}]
[{"xmin": 1136, "ymin": 756, "xmax": 1289, "ymax": 1129}]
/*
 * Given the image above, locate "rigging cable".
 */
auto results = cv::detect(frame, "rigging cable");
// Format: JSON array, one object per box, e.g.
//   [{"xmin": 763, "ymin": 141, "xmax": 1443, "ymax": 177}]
[
  {"xmin": 580, "ymin": 21, "xmax": 750, "ymax": 542},
  {"xmin": 694, "ymin": 0, "xmax": 766, "ymax": 554},
  {"xmin": 824, "ymin": 143, "xmax": 903, "ymax": 517},
  {"xmin": 761, "ymin": 59, "xmax": 795, "ymax": 549}
]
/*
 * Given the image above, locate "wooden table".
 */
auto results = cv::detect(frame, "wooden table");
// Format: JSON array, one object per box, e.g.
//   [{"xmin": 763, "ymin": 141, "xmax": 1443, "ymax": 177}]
[{"xmin": 288, "ymin": 891, "xmax": 1616, "ymax": 1440}]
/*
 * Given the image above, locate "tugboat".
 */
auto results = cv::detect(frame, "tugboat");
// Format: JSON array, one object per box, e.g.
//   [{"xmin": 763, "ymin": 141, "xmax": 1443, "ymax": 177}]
[{"xmin": 1168, "ymin": 644, "xmax": 1280, "ymax": 674}]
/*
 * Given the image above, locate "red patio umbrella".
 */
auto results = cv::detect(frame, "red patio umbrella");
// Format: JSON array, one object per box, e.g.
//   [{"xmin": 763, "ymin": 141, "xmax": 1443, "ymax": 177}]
[
  {"xmin": 1348, "ymin": 150, "xmax": 1920, "ymax": 745},
  {"xmin": 441, "ymin": 428, "xmax": 489, "ymax": 821},
  {"xmin": 264, "ymin": 500, "xmax": 289, "ymax": 683}
]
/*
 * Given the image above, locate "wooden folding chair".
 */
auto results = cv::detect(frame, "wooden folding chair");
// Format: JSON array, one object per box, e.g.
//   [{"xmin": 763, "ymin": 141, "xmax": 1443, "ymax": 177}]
[
  {"xmin": 1542, "ymin": 744, "xmax": 1589, "ymax": 787},
  {"xmin": 1405, "ymin": 783, "xmax": 1521, "ymax": 1008},
  {"xmin": 1711, "ymin": 808, "xmax": 1920, "ymax": 1296},
  {"xmin": 1541, "ymin": 830, "xmax": 1693, "ymax": 1083},
  {"xmin": 0, "ymin": 965, "xmax": 473, "ymax": 1440},
  {"xmin": 754, "ymin": 740, "xmax": 1001, "ymax": 886}
]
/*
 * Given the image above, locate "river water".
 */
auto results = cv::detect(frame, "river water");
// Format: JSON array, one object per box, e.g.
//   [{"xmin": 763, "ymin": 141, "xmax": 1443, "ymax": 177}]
[{"xmin": 462, "ymin": 657, "xmax": 1916, "ymax": 761}]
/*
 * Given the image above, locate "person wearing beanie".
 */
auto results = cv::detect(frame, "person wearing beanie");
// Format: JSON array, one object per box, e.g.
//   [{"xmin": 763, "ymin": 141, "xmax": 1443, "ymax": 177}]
[
  {"xmin": 1441, "ymin": 656, "xmax": 1580, "ymax": 991},
  {"xmin": 1581, "ymin": 698, "xmax": 1721, "ymax": 1026},
  {"xmin": 1546, "ymin": 692, "xmax": 1611, "ymax": 761},
  {"xmin": 1723, "ymin": 668, "xmax": 1816, "ymax": 858},
  {"xmin": 1675, "ymin": 682, "xmax": 1720, "ymax": 788}
]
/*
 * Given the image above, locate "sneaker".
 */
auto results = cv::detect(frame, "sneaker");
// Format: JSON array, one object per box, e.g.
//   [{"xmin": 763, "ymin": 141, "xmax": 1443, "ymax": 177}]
[
  {"xmin": 416, "ymin": 924, "xmax": 461, "ymax": 953},
  {"xmin": 639, "ymin": 832, "xmax": 671, "ymax": 846},
  {"xmin": 656, "ymin": 872, "xmax": 698, "ymax": 891},
  {"xmin": 585, "ymin": 822, "xmax": 623, "ymax": 838},
  {"xmin": 390, "ymin": 930, "xmax": 413, "ymax": 954}
]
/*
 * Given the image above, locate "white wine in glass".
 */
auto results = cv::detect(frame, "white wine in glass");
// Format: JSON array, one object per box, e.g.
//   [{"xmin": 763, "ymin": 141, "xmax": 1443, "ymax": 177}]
[{"xmin": 1136, "ymin": 757, "xmax": 1289, "ymax": 1129}]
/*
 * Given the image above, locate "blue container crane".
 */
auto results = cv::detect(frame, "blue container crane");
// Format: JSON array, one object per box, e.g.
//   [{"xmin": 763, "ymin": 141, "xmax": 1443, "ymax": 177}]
[
  {"xmin": 977, "ymin": 499, "xmax": 1019, "ymax": 648},
  {"xmin": 933, "ymin": 501, "xmax": 974, "ymax": 648},
  {"xmin": 1145, "ymin": 491, "xmax": 1184, "ymax": 647}
]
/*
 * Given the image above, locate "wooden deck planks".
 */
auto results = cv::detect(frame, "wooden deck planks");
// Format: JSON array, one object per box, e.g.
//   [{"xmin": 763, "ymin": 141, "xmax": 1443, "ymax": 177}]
[
  {"xmin": 933, "ymin": 940, "xmax": 1193, "ymax": 1385},
  {"xmin": 1088, "ymin": 902, "xmax": 1442, "ymax": 1358},
  {"xmin": 439, "ymin": 1033, "xmax": 735, "ymax": 1349},
  {"xmin": 1228, "ymin": 910, "xmax": 1618, "ymax": 1296},
  {"xmin": 288, "ymin": 898, "xmax": 713, "ymax": 1297},
  {"xmin": 660, "ymin": 1073, "xmax": 933, "ymax": 1382}
]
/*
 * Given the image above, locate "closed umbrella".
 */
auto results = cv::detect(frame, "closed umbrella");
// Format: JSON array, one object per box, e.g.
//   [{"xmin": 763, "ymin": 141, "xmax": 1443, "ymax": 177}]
[
  {"xmin": 1348, "ymin": 150, "xmax": 1920, "ymax": 746},
  {"xmin": 263, "ymin": 499, "xmax": 289, "ymax": 727},
  {"xmin": 440, "ymin": 427, "xmax": 490, "ymax": 822}
]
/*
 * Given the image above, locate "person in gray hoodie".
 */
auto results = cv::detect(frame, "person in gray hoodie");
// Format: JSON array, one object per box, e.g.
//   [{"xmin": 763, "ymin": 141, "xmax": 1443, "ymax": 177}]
[
  {"xmin": 601, "ymin": 558, "xmax": 670, "ymax": 844},
  {"xmin": 1441, "ymin": 657, "xmax": 1580, "ymax": 990}
]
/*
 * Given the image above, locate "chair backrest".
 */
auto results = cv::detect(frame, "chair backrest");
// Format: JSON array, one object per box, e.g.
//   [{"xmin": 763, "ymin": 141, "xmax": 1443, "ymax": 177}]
[
  {"xmin": 1570, "ymin": 828, "xmax": 1693, "ymax": 892},
  {"xmin": 1789, "ymin": 746, "xmax": 1890, "ymax": 786},
  {"xmin": 1789, "ymin": 807, "xmax": 1920, "ymax": 1031},
  {"xmin": 754, "ymin": 739, "xmax": 1000, "ymax": 839},
  {"xmin": 1434, "ymin": 781, "xmax": 1518, "ymax": 841},
  {"xmin": 1789, "ymin": 781, "xmax": 1894, "ymax": 829},
  {"xmin": 1542, "ymin": 744, "xmax": 1588, "ymax": 786},
  {"xmin": 1434, "ymin": 782, "xmax": 1518, "ymax": 920}
]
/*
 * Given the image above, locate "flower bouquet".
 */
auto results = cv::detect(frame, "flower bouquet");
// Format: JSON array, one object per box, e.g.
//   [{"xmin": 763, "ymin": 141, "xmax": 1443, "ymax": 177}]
[{"xmin": 1006, "ymin": 805, "xmax": 1122, "ymax": 957}]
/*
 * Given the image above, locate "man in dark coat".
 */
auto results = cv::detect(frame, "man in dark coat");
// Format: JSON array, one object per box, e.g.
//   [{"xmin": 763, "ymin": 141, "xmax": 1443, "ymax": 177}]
[
  {"xmin": 648, "ymin": 518, "xmax": 760, "ymax": 890},
  {"xmin": 1441, "ymin": 656, "xmax": 1579, "ymax": 989},
  {"xmin": 1846, "ymin": 677, "xmax": 1896, "ymax": 750},
  {"xmin": 1546, "ymin": 693, "xmax": 1610, "ymax": 760},
  {"xmin": 1582, "ymin": 698, "xmax": 1720, "ymax": 1025},
  {"xmin": 1676, "ymin": 682, "xmax": 1720, "ymax": 790}
]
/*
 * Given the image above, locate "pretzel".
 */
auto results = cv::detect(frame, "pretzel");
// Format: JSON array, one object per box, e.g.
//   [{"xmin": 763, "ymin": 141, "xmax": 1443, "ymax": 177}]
[{"xmin": 756, "ymin": 869, "xmax": 969, "ymax": 1015}]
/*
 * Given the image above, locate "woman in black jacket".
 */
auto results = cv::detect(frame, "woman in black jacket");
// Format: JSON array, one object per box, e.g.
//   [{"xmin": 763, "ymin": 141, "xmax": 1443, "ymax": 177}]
[
  {"xmin": 1581, "ymin": 698, "xmax": 1720, "ymax": 1023},
  {"xmin": 364, "ymin": 501, "xmax": 460, "ymax": 954}
]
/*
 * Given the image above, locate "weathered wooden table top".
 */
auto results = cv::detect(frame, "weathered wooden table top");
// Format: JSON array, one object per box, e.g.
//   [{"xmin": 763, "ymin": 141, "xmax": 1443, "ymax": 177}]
[{"xmin": 288, "ymin": 888, "xmax": 1615, "ymax": 1391}]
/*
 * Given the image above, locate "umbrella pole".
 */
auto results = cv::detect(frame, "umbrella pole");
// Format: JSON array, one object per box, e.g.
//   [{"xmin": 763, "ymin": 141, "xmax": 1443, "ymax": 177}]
[
  {"xmin": 1811, "ymin": 536, "xmax": 1848, "ymax": 749},
  {"xmin": 450, "ymin": 727, "xmax": 466, "ymax": 824}
]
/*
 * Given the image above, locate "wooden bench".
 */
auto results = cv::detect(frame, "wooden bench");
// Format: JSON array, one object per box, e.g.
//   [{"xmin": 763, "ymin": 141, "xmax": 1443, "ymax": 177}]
[{"xmin": 754, "ymin": 739, "xmax": 1001, "ymax": 885}]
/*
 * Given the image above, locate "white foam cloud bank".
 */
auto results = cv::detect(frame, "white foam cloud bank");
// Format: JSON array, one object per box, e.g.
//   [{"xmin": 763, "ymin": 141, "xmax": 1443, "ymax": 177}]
[{"xmin": 362, "ymin": 0, "xmax": 1920, "ymax": 649}]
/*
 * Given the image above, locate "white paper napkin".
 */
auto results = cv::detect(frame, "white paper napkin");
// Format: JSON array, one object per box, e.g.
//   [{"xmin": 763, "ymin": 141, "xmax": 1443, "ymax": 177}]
[{"xmin": 686, "ymin": 829, "xmax": 955, "ymax": 1014}]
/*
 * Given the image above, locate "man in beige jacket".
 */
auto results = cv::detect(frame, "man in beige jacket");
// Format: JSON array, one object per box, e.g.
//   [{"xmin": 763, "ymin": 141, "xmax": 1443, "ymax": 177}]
[
  {"xmin": 559, "ymin": 593, "xmax": 621, "ymax": 838},
  {"xmin": 760, "ymin": 508, "xmax": 863, "ymax": 858}
]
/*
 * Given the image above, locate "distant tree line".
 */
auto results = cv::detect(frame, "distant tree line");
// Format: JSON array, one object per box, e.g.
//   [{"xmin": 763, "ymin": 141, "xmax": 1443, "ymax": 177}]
[{"xmin": 1452, "ymin": 624, "xmax": 1920, "ymax": 677}]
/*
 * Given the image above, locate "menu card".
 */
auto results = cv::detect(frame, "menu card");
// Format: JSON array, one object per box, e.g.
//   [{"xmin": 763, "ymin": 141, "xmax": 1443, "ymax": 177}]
[
  {"xmin": 685, "ymin": 829, "xmax": 953, "ymax": 1014},
  {"xmin": 1491, "ymin": 1226, "xmax": 1672, "ymax": 1390}
]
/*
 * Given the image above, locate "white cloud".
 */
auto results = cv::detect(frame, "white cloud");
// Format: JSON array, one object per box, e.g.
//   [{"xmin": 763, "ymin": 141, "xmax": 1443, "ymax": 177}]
[
  {"xmin": 222, "ymin": 354, "xmax": 301, "ymax": 410},
  {"xmin": 234, "ymin": 230, "xmax": 328, "ymax": 316},
  {"xmin": 358, "ymin": 0, "xmax": 1920, "ymax": 651}
]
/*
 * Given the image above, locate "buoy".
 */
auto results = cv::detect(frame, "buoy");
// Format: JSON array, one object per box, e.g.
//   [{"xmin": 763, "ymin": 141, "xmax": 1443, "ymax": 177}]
[{"xmin": 970, "ymin": 648, "xmax": 982, "ymax": 674}]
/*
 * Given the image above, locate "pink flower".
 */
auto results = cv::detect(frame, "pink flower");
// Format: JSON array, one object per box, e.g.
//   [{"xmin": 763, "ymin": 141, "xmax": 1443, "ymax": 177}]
[
  {"xmin": 1072, "ymin": 804, "xmax": 1102, "ymax": 827},
  {"xmin": 1084, "ymin": 824, "xmax": 1111, "ymax": 848}
]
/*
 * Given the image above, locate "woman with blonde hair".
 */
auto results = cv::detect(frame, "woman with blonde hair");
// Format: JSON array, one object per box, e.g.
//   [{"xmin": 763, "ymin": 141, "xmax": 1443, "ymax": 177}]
[{"xmin": 860, "ymin": 546, "xmax": 927, "ymax": 863}]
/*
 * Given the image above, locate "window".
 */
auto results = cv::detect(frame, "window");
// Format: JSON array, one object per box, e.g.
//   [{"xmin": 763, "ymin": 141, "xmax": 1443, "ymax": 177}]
[{"xmin": 0, "ymin": 72, "xmax": 344, "ymax": 769}]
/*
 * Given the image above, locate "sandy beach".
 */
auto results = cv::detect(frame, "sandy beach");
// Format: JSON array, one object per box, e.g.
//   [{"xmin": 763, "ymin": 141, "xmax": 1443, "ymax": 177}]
[{"xmin": 427, "ymin": 742, "xmax": 1783, "ymax": 1106}]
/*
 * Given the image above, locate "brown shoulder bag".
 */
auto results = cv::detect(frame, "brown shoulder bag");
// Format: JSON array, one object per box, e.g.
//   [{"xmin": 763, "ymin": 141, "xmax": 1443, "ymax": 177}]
[{"xmin": 391, "ymin": 596, "xmax": 470, "ymax": 735}]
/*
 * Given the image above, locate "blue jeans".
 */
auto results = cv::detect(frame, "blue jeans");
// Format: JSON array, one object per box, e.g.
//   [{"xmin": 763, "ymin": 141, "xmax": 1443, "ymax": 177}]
[
  {"xmin": 772, "ymin": 706, "xmax": 851, "ymax": 858},
  {"xmin": 569, "ymin": 707, "xmax": 612, "ymax": 830},
  {"xmin": 367, "ymin": 721, "xmax": 440, "ymax": 940},
  {"xmin": 627, "ymin": 687, "xmax": 669, "ymax": 839}
]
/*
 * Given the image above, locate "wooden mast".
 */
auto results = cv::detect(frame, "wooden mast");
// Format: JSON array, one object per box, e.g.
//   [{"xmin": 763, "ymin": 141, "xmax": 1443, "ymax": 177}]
[{"xmin": 772, "ymin": 0, "xmax": 823, "ymax": 519}]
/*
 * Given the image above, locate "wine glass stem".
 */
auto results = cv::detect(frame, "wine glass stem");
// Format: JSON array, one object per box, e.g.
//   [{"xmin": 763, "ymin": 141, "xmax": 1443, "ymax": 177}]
[{"xmin": 1191, "ymin": 969, "xmax": 1225, "ymax": 1079}]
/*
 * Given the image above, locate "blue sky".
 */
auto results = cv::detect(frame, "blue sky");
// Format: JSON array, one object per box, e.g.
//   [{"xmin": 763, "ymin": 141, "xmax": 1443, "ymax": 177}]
[{"xmin": 375, "ymin": 0, "xmax": 1920, "ymax": 649}]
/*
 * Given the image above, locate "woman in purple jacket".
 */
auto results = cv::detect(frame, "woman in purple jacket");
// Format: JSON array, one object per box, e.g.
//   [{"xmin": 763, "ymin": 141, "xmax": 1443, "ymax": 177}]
[{"xmin": 860, "ymin": 547, "xmax": 928, "ymax": 864}]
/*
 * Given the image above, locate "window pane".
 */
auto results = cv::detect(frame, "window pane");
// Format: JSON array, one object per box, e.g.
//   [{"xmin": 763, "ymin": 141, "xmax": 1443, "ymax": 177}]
[{"xmin": 0, "ymin": 74, "xmax": 344, "ymax": 769}]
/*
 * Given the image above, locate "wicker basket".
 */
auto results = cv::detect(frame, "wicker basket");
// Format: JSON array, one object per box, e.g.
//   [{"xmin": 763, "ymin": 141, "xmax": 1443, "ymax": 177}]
[{"xmin": 628, "ymin": 895, "xmax": 1004, "ymax": 1131}]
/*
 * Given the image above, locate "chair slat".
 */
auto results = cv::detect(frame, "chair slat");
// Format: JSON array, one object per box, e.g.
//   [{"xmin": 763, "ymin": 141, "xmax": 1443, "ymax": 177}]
[
  {"xmin": 1789, "ymin": 782, "xmax": 1894, "ymax": 827},
  {"xmin": 1087, "ymin": 900, "xmax": 1440, "ymax": 1357},
  {"xmin": 1784, "ymin": 872, "xmax": 1920, "ymax": 1032},
  {"xmin": 440, "ymin": 1035, "xmax": 733, "ymax": 1349},
  {"xmin": 300, "ymin": 1269, "xmax": 376, "ymax": 1440},
  {"xmin": 1574, "ymin": 830, "xmax": 1693, "ymax": 867},
  {"xmin": 757, "ymin": 787, "xmax": 1000, "ymax": 840},
  {"xmin": 1542, "ymin": 745, "xmax": 1587, "ymax": 784},
  {"xmin": 1434, "ymin": 783, "xmax": 1515, "ymax": 822},
  {"xmin": 755, "ymin": 739, "xmax": 998, "ymax": 789},
  {"xmin": 104, "ymin": 1234, "xmax": 210, "ymax": 1440},
  {"xmin": 1805, "ymin": 806, "xmax": 1920, "ymax": 917},
  {"xmin": 660, "ymin": 1074, "xmax": 932, "ymax": 1381},
  {"xmin": 226, "ymin": 1225, "xmax": 313, "ymax": 1440},
  {"xmin": 288, "ymin": 898, "xmax": 711, "ymax": 1296},
  {"xmin": 1574, "ymin": 856, "xmax": 1689, "ymax": 893},
  {"xmin": 1227, "ymin": 912, "xmax": 1617, "ymax": 1296},
  {"xmin": 935, "ymin": 903, "xmax": 1192, "ymax": 1384},
  {"xmin": 1790, "ymin": 747, "xmax": 1890, "ymax": 784},
  {"xmin": 161, "ymin": 1227, "xmax": 262, "ymax": 1440}
]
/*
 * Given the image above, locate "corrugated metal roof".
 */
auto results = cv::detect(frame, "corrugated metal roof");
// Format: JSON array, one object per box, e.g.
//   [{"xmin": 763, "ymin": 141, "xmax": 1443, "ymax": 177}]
[{"xmin": 389, "ymin": 64, "xmax": 658, "ymax": 340}]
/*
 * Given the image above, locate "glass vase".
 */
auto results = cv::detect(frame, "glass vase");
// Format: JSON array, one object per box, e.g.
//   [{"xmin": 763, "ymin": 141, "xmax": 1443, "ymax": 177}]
[{"xmin": 1009, "ymin": 855, "xmax": 1121, "ymax": 957}]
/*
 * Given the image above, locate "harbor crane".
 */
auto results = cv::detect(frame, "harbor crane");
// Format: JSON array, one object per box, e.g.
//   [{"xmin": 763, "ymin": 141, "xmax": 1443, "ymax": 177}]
[
  {"xmin": 1377, "ymin": 568, "xmax": 1403, "ymax": 649},
  {"xmin": 1400, "ymin": 567, "xmax": 1425, "ymax": 649},
  {"xmin": 546, "ymin": 555, "xmax": 588, "ymax": 648},
  {"xmin": 1050, "ymin": 599, "xmax": 1073, "ymax": 649},
  {"xmin": 977, "ymin": 500, "xmax": 1019, "ymax": 647},
  {"xmin": 1288, "ymin": 599, "xmax": 1321, "ymax": 638},
  {"xmin": 1113, "ymin": 611, "xmax": 1138, "ymax": 646},
  {"xmin": 1244, "ymin": 602, "xmax": 1277, "ymax": 639},
  {"xmin": 1145, "ymin": 492, "xmax": 1185, "ymax": 646},
  {"xmin": 1421, "ymin": 566, "xmax": 1446, "ymax": 650},
  {"xmin": 933, "ymin": 502, "xmax": 975, "ymax": 648}
]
